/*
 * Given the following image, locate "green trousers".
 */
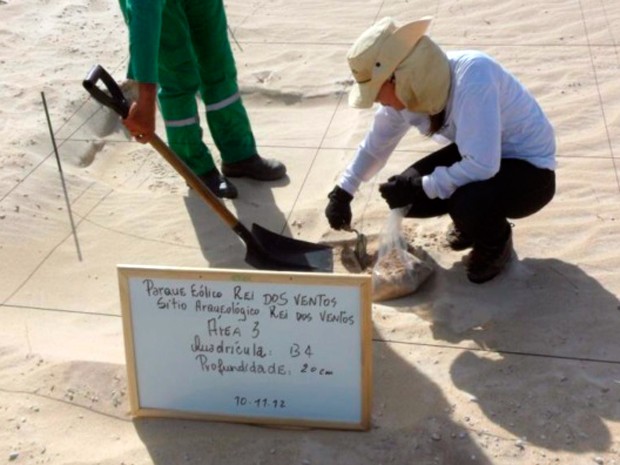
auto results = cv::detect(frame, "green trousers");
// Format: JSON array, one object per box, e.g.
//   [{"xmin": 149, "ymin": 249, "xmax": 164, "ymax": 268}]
[{"xmin": 157, "ymin": 0, "xmax": 256, "ymax": 174}]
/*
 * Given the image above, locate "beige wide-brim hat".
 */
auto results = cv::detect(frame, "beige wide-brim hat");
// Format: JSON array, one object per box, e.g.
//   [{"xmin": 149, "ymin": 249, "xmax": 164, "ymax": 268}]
[
  {"xmin": 347, "ymin": 16, "xmax": 433, "ymax": 109},
  {"xmin": 395, "ymin": 35, "xmax": 451, "ymax": 115}
]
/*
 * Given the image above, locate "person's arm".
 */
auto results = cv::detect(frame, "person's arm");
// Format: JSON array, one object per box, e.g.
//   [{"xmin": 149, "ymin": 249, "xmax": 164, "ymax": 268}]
[
  {"xmin": 124, "ymin": 83, "xmax": 157, "ymax": 142},
  {"xmin": 422, "ymin": 83, "xmax": 502, "ymax": 199},
  {"xmin": 325, "ymin": 106, "xmax": 409, "ymax": 230},
  {"xmin": 123, "ymin": 0, "xmax": 163, "ymax": 83},
  {"xmin": 120, "ymin": 0, "xmax": 164, "ymax": 142},
  {"xmin": 338, "ymin": 106, "xmax": 410, "ymax": 196}
]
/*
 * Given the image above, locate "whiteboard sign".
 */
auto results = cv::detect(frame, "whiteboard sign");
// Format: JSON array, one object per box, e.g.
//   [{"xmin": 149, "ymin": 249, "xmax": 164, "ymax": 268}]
[{"xmin": 118, "ymin": 265, "xmax": 372, "ymax": 430}]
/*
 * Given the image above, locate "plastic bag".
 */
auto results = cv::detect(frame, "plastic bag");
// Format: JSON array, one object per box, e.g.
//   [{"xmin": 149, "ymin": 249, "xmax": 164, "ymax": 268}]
[{"xmin": 371, "ymin": 208, "xmax": 434, "ymax": 302}]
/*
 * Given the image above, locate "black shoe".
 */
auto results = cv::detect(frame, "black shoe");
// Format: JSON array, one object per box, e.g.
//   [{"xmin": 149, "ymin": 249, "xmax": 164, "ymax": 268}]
[
  {"xmin": 193, "ymin": 168, "xmax": 238, "ymax": 199},
  {"xmin": 466, "ymin": 230, "xmax": 513, "ymax": 284},
  {"xmin": 222, "ymin": 154, "xmax": 286, "ymax": 181},
  {"xmin": 446, "ymin": 223, "xmax": 473, "ymax": 251}
]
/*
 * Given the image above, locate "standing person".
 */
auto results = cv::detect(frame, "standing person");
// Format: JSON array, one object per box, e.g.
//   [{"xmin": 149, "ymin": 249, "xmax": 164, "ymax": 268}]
[
  {"xmin": 325, "ymin": 16, "xmax": 556, "ymax": 283},
  {"xmin": 118, "ymin": 0, "xmax": 286, "ymax": 199}
]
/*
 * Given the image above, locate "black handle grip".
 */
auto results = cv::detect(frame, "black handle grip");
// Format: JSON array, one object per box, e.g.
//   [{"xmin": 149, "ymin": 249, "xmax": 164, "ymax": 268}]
[{"xmin": 82, "ymin": 65, "xmax": 130, "ymax": 118}]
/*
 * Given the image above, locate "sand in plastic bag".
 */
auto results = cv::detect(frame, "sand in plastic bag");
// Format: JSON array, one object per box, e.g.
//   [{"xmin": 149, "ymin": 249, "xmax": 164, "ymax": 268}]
[{"xmin": 372, "ymin": 208, "xmax": 434, "ymax": 302}]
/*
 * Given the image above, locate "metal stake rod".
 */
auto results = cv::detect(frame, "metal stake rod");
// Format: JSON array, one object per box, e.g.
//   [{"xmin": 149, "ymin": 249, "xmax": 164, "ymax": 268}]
[{"xmin": 41, "ymin": 91, "xmax": 83, "ymax": 261}]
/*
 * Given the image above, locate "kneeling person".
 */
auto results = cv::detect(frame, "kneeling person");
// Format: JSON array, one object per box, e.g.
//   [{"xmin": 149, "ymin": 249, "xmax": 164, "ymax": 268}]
[{"xmin": 325, "ymin": 16, "xmax": 556, "ymax": 283}]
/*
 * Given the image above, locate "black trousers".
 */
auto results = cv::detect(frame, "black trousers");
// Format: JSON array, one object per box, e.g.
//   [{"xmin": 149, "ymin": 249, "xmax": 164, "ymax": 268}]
[{"xmin": 403, "ymin": 143, "xmax": 556, "ymax": 246}]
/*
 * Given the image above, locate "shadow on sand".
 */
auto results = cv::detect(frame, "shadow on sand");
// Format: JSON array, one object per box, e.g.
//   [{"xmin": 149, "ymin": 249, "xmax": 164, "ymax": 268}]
[{"xmin": 386, "ymin": 255, "xmax": 620, "ymax": 454}]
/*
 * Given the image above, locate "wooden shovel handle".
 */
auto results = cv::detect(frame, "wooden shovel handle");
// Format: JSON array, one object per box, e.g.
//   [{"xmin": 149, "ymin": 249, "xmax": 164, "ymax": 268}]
[
  {"xmin": 83, "ymin": 64, "xmax": 240, "ymax": 229},
  {"xmin": 149, "ymin": 135, "xmax": 239, "ymax": 229}
]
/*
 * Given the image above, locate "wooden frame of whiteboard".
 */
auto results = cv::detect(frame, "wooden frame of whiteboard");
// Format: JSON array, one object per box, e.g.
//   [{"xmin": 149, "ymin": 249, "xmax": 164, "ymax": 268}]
[{"xmin": 118, "ymin": 265, "xmax": 373, "ymax": 431}]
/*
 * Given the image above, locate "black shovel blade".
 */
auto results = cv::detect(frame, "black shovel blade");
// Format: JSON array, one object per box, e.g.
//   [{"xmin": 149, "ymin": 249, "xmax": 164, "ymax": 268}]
[{"xmin": 244, "ymin": 223, "xmax": 333, "ymax": 272}]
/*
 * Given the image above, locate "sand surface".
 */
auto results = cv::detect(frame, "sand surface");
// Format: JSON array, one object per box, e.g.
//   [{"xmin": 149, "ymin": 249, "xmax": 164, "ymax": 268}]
[{"xmin": 1, "ymin": 0, "xmax": 619, "ymax": 464}]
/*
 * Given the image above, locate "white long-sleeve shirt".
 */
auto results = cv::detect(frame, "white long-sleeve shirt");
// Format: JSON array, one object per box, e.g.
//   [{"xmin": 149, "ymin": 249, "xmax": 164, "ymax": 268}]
[{"xmin": 338, "ymin": 50, "xmax": 556, "ymax": 200}]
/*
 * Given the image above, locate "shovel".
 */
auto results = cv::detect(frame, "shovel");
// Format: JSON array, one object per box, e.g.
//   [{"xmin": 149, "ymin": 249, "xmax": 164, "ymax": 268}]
[
  {"xmin": 344, "ymin": 227, "xmax": 369, "ymax": 269},
  {"xmin": 82, "ymin": 65, "xmax": 333, "ymax": 272}
]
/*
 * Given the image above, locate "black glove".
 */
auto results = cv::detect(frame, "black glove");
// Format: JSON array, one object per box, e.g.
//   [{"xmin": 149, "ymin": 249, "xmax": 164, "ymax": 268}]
[
  {"xmin": 325, "ymin": 186, "xmax": 353, "ymax": 230},
  {"xmin": 378, "ymin": 173, "xmax": 425, "ymax": 209}
]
